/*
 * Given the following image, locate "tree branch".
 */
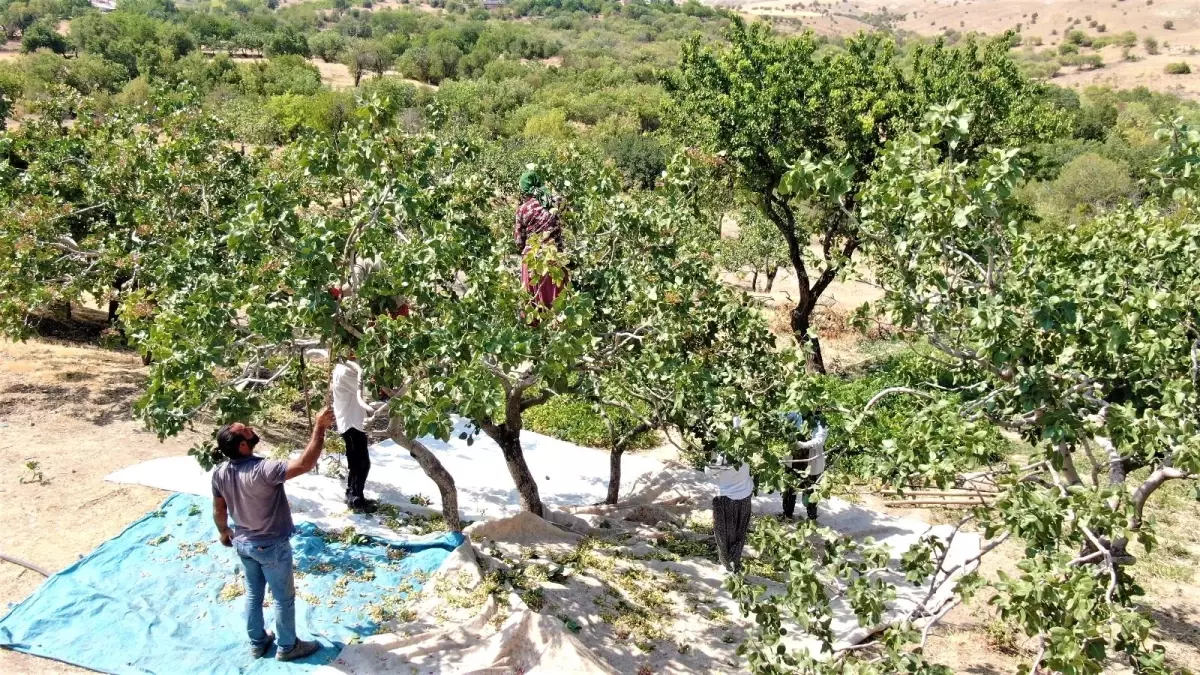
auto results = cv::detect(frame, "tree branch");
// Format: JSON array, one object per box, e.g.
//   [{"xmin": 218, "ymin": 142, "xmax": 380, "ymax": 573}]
[
  {"xmin": 1131, "ymin": 467, "xmax": 1194, "ymax": 530},
  {"xmin": 862, "ymin": 386, "xmax": 935, "ymax": 413}
]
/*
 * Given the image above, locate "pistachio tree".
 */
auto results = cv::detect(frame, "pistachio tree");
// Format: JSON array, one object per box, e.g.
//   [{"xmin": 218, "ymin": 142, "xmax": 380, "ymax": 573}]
[
  {"xmin": 0, "ymin": 89, "xmax": 262, "ymax": 340},
  {"xmin": 116, "ymin": 97, "xmax": 762, "ymax": 528},
  {"xmin": 664, "ymin": 20, "xmax": 1064, "ymax": 372},
  {"xmin": 721, "ymin": 204, "xmax": 789, "ymax": 293},
  {"xmin": 727, "ymin": 107, "xmax": 1198, "ymax": 674}
]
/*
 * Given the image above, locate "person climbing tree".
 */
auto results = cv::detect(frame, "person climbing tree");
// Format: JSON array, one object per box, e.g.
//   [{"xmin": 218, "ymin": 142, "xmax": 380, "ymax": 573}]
[{"xmin": 514, "ymin": 169, "xmax": 568, "ymax": 312}]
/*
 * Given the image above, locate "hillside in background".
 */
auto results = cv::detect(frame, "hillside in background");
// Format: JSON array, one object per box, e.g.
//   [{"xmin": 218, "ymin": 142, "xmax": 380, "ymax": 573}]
[{"xmin": 713, "ymin": 0, "xmax": 1200, "ymax": 98}]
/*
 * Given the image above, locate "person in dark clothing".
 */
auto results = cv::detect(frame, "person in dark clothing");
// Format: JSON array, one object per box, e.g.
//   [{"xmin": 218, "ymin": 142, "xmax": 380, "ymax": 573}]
[{"xmin": 781, "ymin": 412, "xmax": 829, "ymax": 521}]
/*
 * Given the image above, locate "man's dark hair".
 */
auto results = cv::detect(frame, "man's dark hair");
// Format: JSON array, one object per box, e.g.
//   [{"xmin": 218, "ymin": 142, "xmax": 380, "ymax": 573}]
[{"xmin": 216, "ymin": 424, "xmax": 244, "ymax": 460}]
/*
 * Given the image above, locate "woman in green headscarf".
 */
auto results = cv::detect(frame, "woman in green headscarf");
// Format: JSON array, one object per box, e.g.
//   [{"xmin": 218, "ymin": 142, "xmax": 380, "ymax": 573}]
[{"xmin": 519, "ymin": 170, "xmax": 543, "ymax": 199}]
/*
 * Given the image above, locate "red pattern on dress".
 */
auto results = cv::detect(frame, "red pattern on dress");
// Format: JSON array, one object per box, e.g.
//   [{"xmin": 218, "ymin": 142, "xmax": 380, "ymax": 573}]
[{"xmin": 514, "ymin": 197, "xmax": 568, "ymax": 309}]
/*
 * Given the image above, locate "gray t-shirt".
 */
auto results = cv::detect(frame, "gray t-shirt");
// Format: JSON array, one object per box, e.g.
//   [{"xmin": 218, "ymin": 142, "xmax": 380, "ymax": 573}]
[{"xmin": 211, "ymin": 457, "xmax": 293, "ymax": 544}]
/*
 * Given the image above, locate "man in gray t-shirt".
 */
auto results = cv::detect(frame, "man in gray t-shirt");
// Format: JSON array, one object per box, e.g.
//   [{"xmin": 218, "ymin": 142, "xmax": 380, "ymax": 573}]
[{"xmin": 211, "ymin": 407, "xmax": 333, "ymax": 663}]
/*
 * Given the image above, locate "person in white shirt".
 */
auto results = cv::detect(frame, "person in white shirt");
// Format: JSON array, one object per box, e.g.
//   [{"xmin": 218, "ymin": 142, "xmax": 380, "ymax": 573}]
[
  {"xmin": 705, "ymin": 417, "xmax": 754, "ymax": 573},
  {"xmin": 782, "ymin": 411, "xmax": 829, "ymax": 521},
  {"xmin": 331, "ymin": 353, "xmax": 380, "ymax": 514}
]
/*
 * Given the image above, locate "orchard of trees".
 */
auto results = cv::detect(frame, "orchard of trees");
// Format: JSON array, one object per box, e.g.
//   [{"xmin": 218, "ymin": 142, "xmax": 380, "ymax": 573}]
[{"xmin": 2, "ymin": 0, "xmax": 1200, "ymax": 672}]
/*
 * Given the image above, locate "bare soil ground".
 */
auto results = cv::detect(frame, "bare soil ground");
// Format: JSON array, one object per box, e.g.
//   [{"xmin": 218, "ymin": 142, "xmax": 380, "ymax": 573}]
[
  {"xmin": 0, "ymin": 320, "xmax": 203, "ymax": 673},
  {"xmin": 1053, "ymin": 47, "xmax": 1200, "ymax": 101},
  {"xmin": 0, "ymin": 40, "xmax": 21, "ymax": 62},
  {"xmin": 712, "ymin": 0, "xmax": 1200, "ymax": 98}
]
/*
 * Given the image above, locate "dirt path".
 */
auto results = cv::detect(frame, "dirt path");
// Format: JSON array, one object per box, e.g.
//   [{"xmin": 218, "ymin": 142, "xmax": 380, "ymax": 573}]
[{"xmin": 0, "ymin": 339, "xmax": 201, "ymax": 673}]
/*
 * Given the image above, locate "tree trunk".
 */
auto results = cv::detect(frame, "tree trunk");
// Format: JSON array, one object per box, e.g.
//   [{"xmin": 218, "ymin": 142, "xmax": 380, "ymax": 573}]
[
  {"xmin": 762, "ymin": 190, "xmax": 828, "ymax": 374},
  {"xmin": 388, "ymin": 416, "xmax": 462, "ymax": 531},
  {"xmin": 108, "ymin": 274, "xmax": 131, "ymax": 326},
  {"xmin": 750, "ymin": 269, "xmax": 759, "ymax": 292},
  {"xmin": 606, "ymin": 446, "xmax": 625, "ymax": 505},
  {"xmin": 502, "ymin": 432, "xmax": 545, "ymax": 517},
  {"xmin": 484, "ymin": 425, "xmax": 544, "ymax": 517},
  {"xmin": 790, "ymin": 304, "xmax": 826, "ymax": 374},
  {"xmin": 764, "ymin": 265, "xmax": 779, "ymax": 292}
]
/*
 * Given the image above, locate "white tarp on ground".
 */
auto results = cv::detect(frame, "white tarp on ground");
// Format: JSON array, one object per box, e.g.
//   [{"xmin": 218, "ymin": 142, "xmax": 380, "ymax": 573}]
[
  {"xmin": 108, "ymin": 418, "xmax": 981, "ymax": 672},
  {"xmin": 106, "ymin": 417, "xmax": 665, "ymax": 539},
  {"xmin": 319, "ymin": 541, "xmax": 618, "ymax": 675}
]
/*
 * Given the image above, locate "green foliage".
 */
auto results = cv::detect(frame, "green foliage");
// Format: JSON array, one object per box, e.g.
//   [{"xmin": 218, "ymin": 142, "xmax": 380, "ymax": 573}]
[
  {"xmin": 307, "ymin": 31, "xmax": 346, "ymax": 63},
  {"xmin": 266, "ymin": 90, "xmax": 354, "ymax": 139},
  {"xmin": 717, "ymin": 205, "xmax": 787, "ymax": 292},
  {"xmin": 601, "ymin": 132, "xmax": 665, "ymax": 190},
  {"xmin": 1143, "ymin": 36, "xmax": 1159, "ymax": 55},
  {"xmin": 1066, "ymin": 29, "xmax": 1092, "ymax": 47},
  {"xmin": 665, "ymin": 20, "xmax": 1064, "ymax": 368},
  {"xmin": 812, "ymin": 349, "xmax": 1009, "ymax": 483},
  {"xmin": 522, "ymin": 394, "xmax": 657, "ymax": 450},
  {"xmin": 344, "ymin": 40, "xmax": 394, "ymax": 86},
  {"xmin": 238, "ymin": 55, "xmax": 322, "ymax": 96},
  {"xmin": 1164, "ymin": 62, "xmax": 1191, "ymax": 75},
  {"xmin": 1040, "ymin": 152, "xmax": 1135, "ymax": 218},
  {"xmin": 21, "ymin": 19, "xmax": 67, "ymax": 54},
  {"xmin": 2, "ymin": 3, "xmax": 1198, "ymax": 671},
  {"xmin": 729, "ymin": 108, "xmax": 1200, "ymax": 675},
  {"xmin": 265, "ymin": 26, "xmax": 309, "ymax": 58}
]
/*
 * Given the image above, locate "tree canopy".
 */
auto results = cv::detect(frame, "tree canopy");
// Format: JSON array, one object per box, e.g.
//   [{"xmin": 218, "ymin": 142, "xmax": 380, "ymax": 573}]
[{"xmin": 665, "ymin": 19, "xmax": 1066, "ymax": 372}]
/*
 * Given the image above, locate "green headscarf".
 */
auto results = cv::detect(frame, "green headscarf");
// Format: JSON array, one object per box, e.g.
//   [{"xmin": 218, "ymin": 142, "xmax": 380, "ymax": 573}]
[{"xmin": 519, "ymin": 170, "xmax": 543, "ymax": 197}]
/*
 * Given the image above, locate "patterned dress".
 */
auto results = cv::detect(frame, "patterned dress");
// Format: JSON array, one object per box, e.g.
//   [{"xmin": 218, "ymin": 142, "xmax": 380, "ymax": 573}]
[{"xmin": 514, "ymin": 196, "xmax": 568, "ymax": 308}]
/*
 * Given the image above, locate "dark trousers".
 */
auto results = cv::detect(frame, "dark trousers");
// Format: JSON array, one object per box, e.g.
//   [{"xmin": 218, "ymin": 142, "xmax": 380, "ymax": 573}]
[
  {"xmin": 712, "ymin": 495, "xmax": 752, "ymax": 572},
  {"xmin": 782, "ymin": 473, "xmax": 819, "ymax": 520},
  {"xmin": 342, "ymin": 428, "xmax": 370, "ymax": 505}
]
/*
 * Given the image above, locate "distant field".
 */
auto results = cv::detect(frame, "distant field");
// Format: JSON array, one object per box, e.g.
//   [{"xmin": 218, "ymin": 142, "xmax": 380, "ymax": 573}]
[{"xmin": 711, "ymin": 0, "xmax": 1200, "ymax": 98}]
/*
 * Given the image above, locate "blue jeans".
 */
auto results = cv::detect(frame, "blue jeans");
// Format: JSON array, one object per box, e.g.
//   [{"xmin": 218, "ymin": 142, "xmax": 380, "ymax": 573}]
[{"xmin": 234, "ymin": 538, "xmax": 297, "ymax": 653}]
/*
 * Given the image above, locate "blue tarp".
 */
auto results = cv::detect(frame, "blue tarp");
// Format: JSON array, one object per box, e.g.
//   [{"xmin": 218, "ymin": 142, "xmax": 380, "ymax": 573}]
[{"xmin": 0, "ymin": 493, "xmax": 463, "ymax": 674}]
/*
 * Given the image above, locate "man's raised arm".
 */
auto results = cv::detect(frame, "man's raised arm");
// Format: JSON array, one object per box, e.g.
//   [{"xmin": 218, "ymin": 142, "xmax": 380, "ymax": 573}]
[{"xmin": 286, "ymin": 407, "xmax": 335, "ymax": 480}]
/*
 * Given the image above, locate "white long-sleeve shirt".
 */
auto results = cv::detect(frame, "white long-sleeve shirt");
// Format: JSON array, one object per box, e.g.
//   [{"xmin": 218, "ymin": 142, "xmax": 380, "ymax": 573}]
[
  {"xmin": 332, "ymin": 361, "xmax": 374, "ymax": 433},
  {"xmin": 785, "ymin": 412, "xmax": 828, "ymax": 476},
  {"xmin": 705, "ymin": 459, "xmax": 754, "ymax": 500}
]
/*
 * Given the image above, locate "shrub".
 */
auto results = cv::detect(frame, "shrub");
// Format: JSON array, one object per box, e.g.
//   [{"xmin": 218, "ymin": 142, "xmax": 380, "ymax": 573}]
[
  {"xmin": 1164, "ymin": 62, "xmax": 1191, "ymax": 75},
  {"xmin": 265, "ymin": 28, "xmax": 309, "ymax": 58},
  {"xmin": 1144, "ymin": 36, "xmax": 1159, "ymax": 54},
  {"xmin": 308, "ymin": 31, "xmax": 347, "ymax": 63},
  {"xmin": 1048, "ymin": 152, "xmax": 1135, "ymax": 214},
  {"xmin": 1067, "ymin": 29, "xmax": 1090, "ymax": 46},
  {"xmin": 603, "ymin": 132, "xmax": 666, "ymax": 190},
  {"xmin": 1163, "ymin": 20, "xmax": 1174, "ymax": 30},
  {"xmin": 20, "ymin": 21, "xmax": 68, "ymax": 55},
  {"xmin": 1061, "ymin": 53, "xmax": 1104, "ymax": 69}
]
